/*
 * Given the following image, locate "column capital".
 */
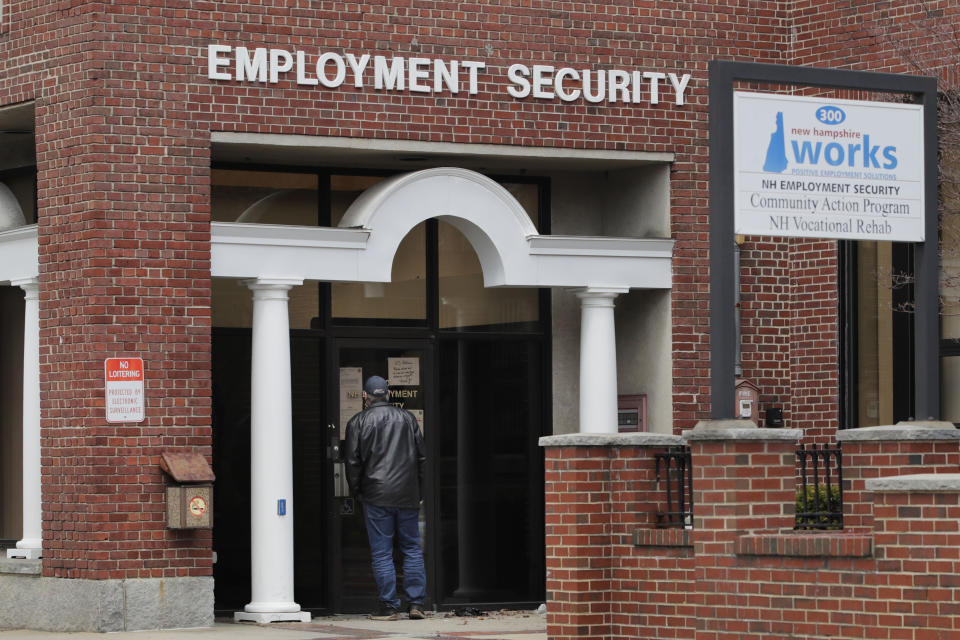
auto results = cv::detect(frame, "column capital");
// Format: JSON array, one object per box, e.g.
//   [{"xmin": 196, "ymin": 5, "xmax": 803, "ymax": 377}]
[
  {"xmin": 244, "ymin": 278, "xmax": 304, "ymax": 299},
  {"xmin": 573, "ymin": 287, "xmax": 628, "ymax": 305},
  {"xmin": 11, "ymin": 277, "xmax": 39, "ymax": 297}
]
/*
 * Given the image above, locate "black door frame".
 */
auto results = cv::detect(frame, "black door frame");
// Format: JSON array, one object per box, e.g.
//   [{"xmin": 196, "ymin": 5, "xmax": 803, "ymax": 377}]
[{"xmin": 325, "ymin": 335, "xmax": 437, "ymax": 612}]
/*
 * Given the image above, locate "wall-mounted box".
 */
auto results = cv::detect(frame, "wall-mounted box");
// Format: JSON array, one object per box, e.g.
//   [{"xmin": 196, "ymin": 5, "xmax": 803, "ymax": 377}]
[
  {"xmin": 160, "ymin": 451, "xmax": 215, "ymax": 530},
  {"xmin": 166, "ymin": 484, "xmax": 213, "ymax": 529},
  {"xmin": 617, "ymin": 394, "xmax": 648, "ymax": 433},
  {"xmin": 735, "ymin": 378, "xmax": 760, "ymax": 426}
]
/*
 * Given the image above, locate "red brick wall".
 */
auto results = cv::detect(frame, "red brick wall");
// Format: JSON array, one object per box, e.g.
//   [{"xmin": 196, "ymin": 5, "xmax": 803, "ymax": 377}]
[
  {"xmin": 545, "ymin": 433, "xmax": 960, "ymax": 640},
  {"xmin": 0, "ymin": 1, "xmax": 948, "ymax": 578},
  {"xmin": 689, "ymin": 435, "xmax": 798, "ymax": 638},
  {"xmin": 2, "ymin": 3, "xmax": 213, "ymax": 578},
  {"xmin": 738, "ymin": 236, "xmax": 840, "ymax": 440},
  {"xmin": 545, "ymin": 442, "xmax": 695, "ymax": 640},
  {"xmin": 791, "ymin": 0, "xmax": 960, "ymax": 79},
  {"xmin": 841, "ymin": 435, "xmax": 960, "ymax": 532}
]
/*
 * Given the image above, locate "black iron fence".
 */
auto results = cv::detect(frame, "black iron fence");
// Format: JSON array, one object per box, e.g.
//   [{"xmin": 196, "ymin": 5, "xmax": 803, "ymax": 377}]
[
  {"xmin": 655, "ymin": 446, "xmax": 693, "ymax": 529},
  {"xmin": 795, "ymin": 442, "xmax": 843, "ymax": 530}
]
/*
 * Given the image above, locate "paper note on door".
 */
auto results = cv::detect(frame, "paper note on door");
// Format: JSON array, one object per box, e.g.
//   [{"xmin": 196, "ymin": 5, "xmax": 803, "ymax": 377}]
[
  {"xmin": 409, "ymin": 409, "xmax": 424, "ymax": 433},
  {"xmin": 339, "ymin": 367, "xmax": 363, "ymax": 439},
  {"xmin": 388, "ymin": 357, "xmax": 420, "ymax": 386}
]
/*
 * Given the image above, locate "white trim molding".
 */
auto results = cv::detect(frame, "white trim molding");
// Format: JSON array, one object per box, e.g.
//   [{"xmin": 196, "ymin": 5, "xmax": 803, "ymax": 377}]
[
  {"xmin": 211, "ymin": 168, "xmax": 674, "ymax": 290},
  {"xmin": 0, "ymin": 224, "xmax": 38, "ymax": 284}
]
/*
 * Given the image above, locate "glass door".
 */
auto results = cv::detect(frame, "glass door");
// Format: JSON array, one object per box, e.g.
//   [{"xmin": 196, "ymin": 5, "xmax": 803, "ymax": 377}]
[{"xmin": 327, "ymin": 339, "xmax": 433, "ymax": 613}]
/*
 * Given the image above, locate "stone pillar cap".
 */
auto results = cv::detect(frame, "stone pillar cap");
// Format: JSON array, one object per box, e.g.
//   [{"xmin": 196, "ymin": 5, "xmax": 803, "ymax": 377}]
[
  {"xmin": 539, "ymin": 432, "xmax": 685, "ymax": 447},
  {"xmin": 683, "ymin": 419, "xmax": 801, "ymax": 442},
  {"xmin": 837, "ymin": 421, "xmax": 959, "ymax": 441},
  {"xmin": 866, "ymin": 473, "xmax": 960, "ymax": 492},
  {"xmin": 897, "ymin": 420, "xmax": 957, "ymax": 429},
  {"xmin": 693, "ymin": 418, "xmax": 758, "ymax": 430}
]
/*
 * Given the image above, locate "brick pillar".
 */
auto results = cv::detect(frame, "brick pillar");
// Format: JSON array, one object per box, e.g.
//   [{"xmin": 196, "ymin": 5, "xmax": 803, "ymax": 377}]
[
  {"xmin": 866, "ymin": 473, "xmax": 960, "ymax": 637},
  {"xmin": 838, "ymin": 421, "xmax": 960, "ymax": 532},
  {"xmin": 540, "ymin": 433, "xmax": 684, "ymax": 640},
  {"xmin": 685, "ymin": 420, "xmax": 801, "ymax": 639}
]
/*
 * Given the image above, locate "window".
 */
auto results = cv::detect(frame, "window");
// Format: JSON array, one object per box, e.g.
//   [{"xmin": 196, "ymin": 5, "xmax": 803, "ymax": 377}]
[{"xmin": 839, "ymin": 241, "xmax": 914, "ymax": 427}]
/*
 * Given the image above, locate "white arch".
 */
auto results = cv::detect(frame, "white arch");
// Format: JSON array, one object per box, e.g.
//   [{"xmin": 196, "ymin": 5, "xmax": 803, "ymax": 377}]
[
  {"xmin": 210, "ymin": 166, "xmax": 673, "ymax": 290},
  {"xmin": 339, "ymin": 167, "xmax": 537, "ymax": 287}
]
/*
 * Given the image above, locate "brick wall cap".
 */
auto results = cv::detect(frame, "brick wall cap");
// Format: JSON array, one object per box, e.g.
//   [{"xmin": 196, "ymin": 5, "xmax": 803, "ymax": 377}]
[
  {"xmin": 539, "ymin": 433, "xmax": 684, "ymax": 447},
  {"xmin": 683, "ymin": 422, "xmax": 801, "ymax": 442},
  {"xmin": 866, "ymin": 473, "xmax": 960, "ymax": 492},
  {"xmin": 837, "ymin": 422, "xmax": 960, "ymax": 442}
]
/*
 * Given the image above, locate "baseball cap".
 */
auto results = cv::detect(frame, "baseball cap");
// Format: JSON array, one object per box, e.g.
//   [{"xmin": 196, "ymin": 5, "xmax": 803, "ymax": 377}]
[{"xmin": 363, "ymin": 376, "xmax": 389, "ymax": 398}]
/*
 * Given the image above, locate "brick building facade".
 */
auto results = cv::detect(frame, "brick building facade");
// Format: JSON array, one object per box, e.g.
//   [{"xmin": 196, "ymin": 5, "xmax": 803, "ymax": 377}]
[{"xmin": 0, "ymin": 0, "xmax": 957, "ymax": 632}]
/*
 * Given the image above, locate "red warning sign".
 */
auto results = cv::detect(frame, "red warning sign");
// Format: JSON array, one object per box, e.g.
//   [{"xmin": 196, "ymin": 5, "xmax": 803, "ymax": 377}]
[{"xmin": 105, "ymin": 358, "xmax": 145, "ymax": 423}]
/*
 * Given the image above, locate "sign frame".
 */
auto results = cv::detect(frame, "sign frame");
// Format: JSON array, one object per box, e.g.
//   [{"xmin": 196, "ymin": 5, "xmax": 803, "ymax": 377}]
[
  {"xmin": 104, "ymin": 357, "xmax": 145, "ymax": 424},
  {"xmin": 709, "ymin": 61, "xmax": 938, "ymax": 421},
  {"xmin": 732, "ymin": 91, "xmax": 925, "ymax": 242}
]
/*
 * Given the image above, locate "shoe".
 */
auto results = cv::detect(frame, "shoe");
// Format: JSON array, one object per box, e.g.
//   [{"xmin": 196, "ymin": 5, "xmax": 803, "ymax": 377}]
[
  {"xmin": 370, "ymin": 603, "xmax": 400, "ymax": 620},
  {"xmin": 408, "ymin": 603, "xmax": 425, "ymax": 620}
]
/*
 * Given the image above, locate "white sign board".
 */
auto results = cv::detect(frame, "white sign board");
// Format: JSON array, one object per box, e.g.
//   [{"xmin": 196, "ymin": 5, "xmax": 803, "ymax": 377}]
[
  {"xmin": 105, "ymin": 358, "xmax": 145, "ymax": 423},
  {"xmin": 388, "ymin": 357, "xmax": 420, "ymax": 386},
  {"xmin": 733, "ymin": 91, "xmax": 924, "ymax": 241},
  {"xmin": 339, "ymin": 367, "xmax": 364, "ymax": 439}
]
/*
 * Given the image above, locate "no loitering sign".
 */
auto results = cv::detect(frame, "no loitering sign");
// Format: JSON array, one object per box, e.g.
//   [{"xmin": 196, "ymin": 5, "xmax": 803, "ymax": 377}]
[{"xmin": 105, "ymin": 358, "xmax": 145, "ymax": 423}]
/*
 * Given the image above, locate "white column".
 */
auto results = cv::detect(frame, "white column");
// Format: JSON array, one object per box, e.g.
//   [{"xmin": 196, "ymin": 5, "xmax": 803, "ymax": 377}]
[
  {"xmin": 576, "ymin": 288, "xmax": 627, "ymax": 434},
  {"xmin": 235, "ymin": 278, "xmax": 310, "ymax": 623},
  {"xmin": 8, "ymin": 278, "xmax": 41, "ymax": 559}
]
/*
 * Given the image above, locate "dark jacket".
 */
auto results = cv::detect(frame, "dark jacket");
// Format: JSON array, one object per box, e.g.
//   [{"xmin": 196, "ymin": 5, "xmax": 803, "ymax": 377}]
[{"xmin": 344, "ymin": 401, "xmax": 425, "ymax": 508}]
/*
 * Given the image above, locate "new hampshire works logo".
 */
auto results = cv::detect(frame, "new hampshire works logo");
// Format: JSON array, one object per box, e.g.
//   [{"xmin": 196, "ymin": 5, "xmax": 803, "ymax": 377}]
[{"xmin": 762, "ymin": 106, "xmax": 898, "ymax": 174}]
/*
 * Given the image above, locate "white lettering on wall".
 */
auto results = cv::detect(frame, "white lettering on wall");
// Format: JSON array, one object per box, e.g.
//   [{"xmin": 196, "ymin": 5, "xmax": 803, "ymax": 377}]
[
  {"xmin": 238, "ymin": 47, "xmax": 268, "ymax": 83},
  {"xmin": 269, "ymin": 49, "xmax": 293, "ymax": 84},
  {"xmin": 555, "ymin": 68, "xmax": 580, "ymax": 101},
  {"xmin": 208, "ymin": 44, "xmax": 232, "ymax": 80},
  {"xmin": 296, "ymin": 51, "xmax": 318, "ymax": 86},
  {"xmin": 374, "ymin": 56, "xmax": 405, "ymax": 90},
  {"xmin": 317, "ymin": 52, "xmax": 346, "ymax": 88},
  {"xmin": 346, "ymin": 53, "xmax": 371, "ymax": 87},
  {"xmin": 506, "ymin": 63, "xmax": 531, "ymax": 98},
  {"xmin": 205, "ymin": 44, "xmax": 691, "ymax": 106}
]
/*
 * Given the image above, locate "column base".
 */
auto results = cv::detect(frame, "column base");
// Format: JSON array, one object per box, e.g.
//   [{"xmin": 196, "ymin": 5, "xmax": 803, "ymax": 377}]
[
  {"xmin": 234, "ymin": 610, "xmax": 311, "ymax": 623},
  {"xmin": 6, "ymin": 547, "xmax": 41, "ymax": 559}
]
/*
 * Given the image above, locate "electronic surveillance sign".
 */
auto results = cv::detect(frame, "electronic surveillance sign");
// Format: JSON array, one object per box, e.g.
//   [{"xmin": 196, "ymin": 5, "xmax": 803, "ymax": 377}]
[
  {"xmin": 105, "ymin": 357, "xmax": 145, "ymax": 423},
  {"xmin": 733, "ymin": 91, "xmax": 924, "ymax": 241}
]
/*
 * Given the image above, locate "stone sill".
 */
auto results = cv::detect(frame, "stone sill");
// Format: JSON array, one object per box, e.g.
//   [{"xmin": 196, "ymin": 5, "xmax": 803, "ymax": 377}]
[
  {"xmin": 838, "ymin": 423, "xmax": 960, "ymax": 441},
  {"xmin": 0, "ymin": 557, "xmax": 41, "ymax": 575},
  {"xmin": 736, "ymin": 532, "xmax": 873, "ymax": 558},
  {"xmin": 866, "ymin": 473, "xmax": 960, "ymax": 492},
  {"xmin": 633, "ymin": 528, "xmax": 693, "ymax": 548},
  {"xmin": 540, "ymin": 433, "xmax": 684, "ymax": 447}
]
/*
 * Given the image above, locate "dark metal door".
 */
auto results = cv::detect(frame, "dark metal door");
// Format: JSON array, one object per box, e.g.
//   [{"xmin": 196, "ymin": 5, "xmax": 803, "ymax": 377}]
[{"xmin": 326, "ymin": 338, "xmax": 434, "ymax": 613}]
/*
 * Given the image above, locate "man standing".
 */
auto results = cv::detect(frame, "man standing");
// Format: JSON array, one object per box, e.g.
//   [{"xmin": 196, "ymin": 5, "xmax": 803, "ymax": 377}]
[{"xmin": 345, "ymin": 375, "xmax": 427, "ymax": 621}]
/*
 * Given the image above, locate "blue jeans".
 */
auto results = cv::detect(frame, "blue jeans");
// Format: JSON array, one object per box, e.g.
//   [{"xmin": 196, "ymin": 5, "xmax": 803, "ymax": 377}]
[{"xmin": 362, "ymin": 503, "xmax": 426, "ymax": 610}]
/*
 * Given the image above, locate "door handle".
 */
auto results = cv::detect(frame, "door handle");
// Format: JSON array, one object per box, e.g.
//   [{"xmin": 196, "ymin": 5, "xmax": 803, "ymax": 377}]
[
  {"xmin": 333, "ymin": 461, "xmax": 350, "ymax": 498},
  {"xmin": 328, "ymin": 427, "xmax": 341, "ymax": 460}
]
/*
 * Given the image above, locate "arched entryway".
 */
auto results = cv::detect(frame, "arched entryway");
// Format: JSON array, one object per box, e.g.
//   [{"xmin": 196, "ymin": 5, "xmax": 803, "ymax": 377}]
[{"xmin": 206, "ymin": 166, "xmax": 673, "ymax": 620}]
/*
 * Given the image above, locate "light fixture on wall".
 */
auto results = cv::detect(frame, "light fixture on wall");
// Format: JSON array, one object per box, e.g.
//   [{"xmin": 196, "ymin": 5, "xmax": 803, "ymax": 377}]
[
  {"xmin": 363, "ymin": 282, "xmax": 385, "ymax": 298},
  {"xmin": 0, "ymin": 182, "xmax": 26, "ymax": 231}
]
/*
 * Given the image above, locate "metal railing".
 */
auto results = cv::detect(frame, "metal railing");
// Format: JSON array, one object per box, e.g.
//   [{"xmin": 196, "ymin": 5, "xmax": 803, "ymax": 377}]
[
  {"xmin": 795, "ymin": 443, "xmax": 843, "ymax": 530},
  {"xmin": 655, "ymin": 446, "xmax": 693, "ymax": 529}
]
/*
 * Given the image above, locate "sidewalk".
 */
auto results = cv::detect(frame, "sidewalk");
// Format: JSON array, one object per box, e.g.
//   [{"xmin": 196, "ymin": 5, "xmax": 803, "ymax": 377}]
[{"xmin": 0, "ymin": 609, "xmax": 546, "ymax": 640}]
